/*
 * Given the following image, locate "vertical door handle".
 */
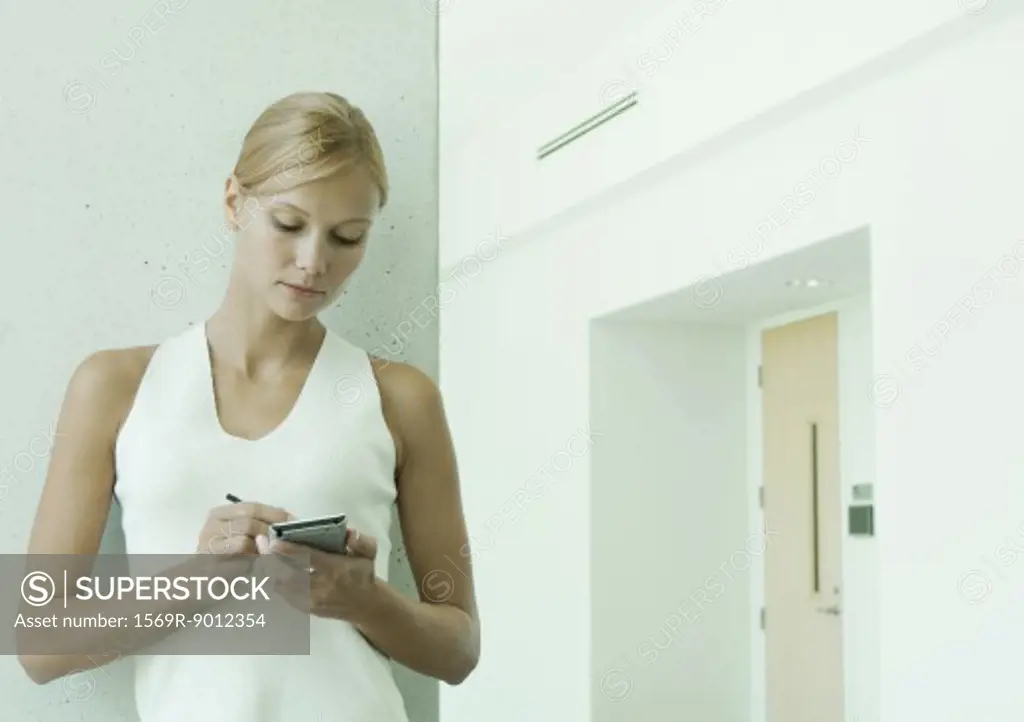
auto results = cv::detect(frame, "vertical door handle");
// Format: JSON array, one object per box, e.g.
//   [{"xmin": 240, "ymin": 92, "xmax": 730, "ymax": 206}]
[{"xmin": 810, "ymin": 422, "xmax": 820, "ymax": 593}]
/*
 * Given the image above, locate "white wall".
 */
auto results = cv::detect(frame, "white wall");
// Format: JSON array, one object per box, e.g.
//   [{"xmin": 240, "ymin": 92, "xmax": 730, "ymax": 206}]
[
  {"xmin": 834, "ymin": 297, "xmax": 879, "ymax": 722},
  {"xmin": 439, "ymin": 0, "xmax": 974, "ymax": 270},
  {"xmin": 590, "ymin": 322, "xmax": 749, "ymax": 722},
  {"xmin": 439, "ymin": 5, "xmax": 1024, "ymax": 722},
  {"xmin": 438, "ymin": 0, "xmax": 673, "ymax": 154},
  {"xmin": 0, "ymin": 1, "xmax": 438, "ymax": 720},
  {"xmin": 436, "ymin": 258, "xmax": 593, "ymax": 722}
]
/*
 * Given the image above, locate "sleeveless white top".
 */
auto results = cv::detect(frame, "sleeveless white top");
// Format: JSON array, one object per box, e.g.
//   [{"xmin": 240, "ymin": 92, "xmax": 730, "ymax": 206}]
[{"xmin": 113, "ymin": 322, "xmax": 409, "ymax": 722}]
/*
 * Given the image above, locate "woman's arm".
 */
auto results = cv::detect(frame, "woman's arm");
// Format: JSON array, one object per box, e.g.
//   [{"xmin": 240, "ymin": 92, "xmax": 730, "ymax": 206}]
[
  {"xmin": 349, "ymin": 360, "xmax": 480, "ymax": 686},
  {"xmin": 19, "ymin": 348, "xmax": 230, "ymax": 684},
  {"xmin": 20, "ymin": 349, "xmax": 142, "ymax": 683}
]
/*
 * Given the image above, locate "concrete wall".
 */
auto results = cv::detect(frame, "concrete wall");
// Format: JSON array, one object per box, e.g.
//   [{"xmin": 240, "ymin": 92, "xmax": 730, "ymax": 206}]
[{"xmin": 0, "ymin": 1, "xmax": 438, "ymax": 720}]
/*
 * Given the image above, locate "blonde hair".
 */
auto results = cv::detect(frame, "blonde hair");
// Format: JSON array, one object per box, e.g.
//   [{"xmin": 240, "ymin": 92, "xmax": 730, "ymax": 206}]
[{"xmin": 232, "ymin": 91, "xmax": 389, "ymax": 208}]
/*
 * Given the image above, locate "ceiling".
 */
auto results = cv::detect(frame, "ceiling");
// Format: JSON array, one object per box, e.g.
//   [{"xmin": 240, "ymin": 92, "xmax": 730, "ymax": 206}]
[{"xmin": 602, "ymin": 225, "xmax": 872, "ymax": 325}]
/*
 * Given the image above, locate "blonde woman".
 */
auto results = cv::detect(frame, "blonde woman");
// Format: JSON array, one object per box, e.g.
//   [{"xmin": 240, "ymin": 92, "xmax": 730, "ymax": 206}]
[{"xmin": 20, "ymin": 91, "xmax": 479, "ymax": 721}]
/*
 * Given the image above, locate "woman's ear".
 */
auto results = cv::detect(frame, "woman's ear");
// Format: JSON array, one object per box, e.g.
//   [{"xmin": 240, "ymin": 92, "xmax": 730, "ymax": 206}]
[{"xmin": 223, "ymin": 174, "xmax": 243, "ymax": 231}]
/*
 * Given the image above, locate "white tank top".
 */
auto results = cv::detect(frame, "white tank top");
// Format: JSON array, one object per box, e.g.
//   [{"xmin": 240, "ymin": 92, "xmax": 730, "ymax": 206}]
[{"xmin": 113, "ymin": 322, "xmax": 409, "ymax": 722}]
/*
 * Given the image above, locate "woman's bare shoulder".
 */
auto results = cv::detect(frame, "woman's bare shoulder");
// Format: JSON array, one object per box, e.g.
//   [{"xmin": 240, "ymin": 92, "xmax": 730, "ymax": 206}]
[
  {"xmin": 367, "ymin": 358, "xmax": 443, "ymax": 469},
  {"xmin": 66, "ymin": 344, "xmax": 160, "ymax": 427},
  {"xmin": 368, "ymin": 357, "xmax": 439, "ymax": 404},
  {"xmin": 74, "ymin": 345, "xmax": 158, "ymax": 388}
]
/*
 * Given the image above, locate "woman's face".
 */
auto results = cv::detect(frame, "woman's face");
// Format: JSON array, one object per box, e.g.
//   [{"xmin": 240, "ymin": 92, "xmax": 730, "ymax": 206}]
[{"xmin": 225, "ymin": 165, "xmax": 380, "ymax": 321}]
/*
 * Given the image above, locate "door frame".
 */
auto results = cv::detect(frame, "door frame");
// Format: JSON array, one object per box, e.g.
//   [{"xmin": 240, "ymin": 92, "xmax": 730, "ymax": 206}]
[{"xmin": 747, "ymin": 296, "xmax": 855, "ymax": 722}]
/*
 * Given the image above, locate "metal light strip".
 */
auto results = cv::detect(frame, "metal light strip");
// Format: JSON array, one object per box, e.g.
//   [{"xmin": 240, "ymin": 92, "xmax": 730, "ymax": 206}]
[{"xmin": 536, "ymin": 90, "xmax": 639, "ymax": 160}]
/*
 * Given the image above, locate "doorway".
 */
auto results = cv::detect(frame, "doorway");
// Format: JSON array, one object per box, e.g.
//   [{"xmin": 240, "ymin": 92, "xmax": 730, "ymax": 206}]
[
  {"xmin": 590, "ymin": 229, "xmax": 874, "ymax": 722},
  {"xmin": 761, "ymin": 311, "xmax": 845, "ymax": 722}
]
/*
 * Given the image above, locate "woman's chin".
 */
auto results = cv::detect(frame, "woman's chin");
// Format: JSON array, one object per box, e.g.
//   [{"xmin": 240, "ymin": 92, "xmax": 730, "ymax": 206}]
[
  {"xmin": 271, "ymin": 298, "xmax": 325, "ymax": 321},
  {"xmin": 270, "ymin": 284, "xmax": 330, "ymax": 320}
]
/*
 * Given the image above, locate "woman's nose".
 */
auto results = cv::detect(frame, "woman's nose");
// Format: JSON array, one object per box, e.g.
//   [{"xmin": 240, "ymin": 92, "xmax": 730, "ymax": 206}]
[{"xmin": 294, "ymin": 233, "xmax": 328, "ymax": 275}]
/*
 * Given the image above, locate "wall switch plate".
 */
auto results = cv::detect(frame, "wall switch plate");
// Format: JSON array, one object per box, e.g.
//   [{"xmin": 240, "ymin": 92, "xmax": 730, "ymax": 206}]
[
  {"xmin": 852, "ymin": 483, "xmax": 873, "ymax": 501},
  {"xmin": 849, "ymin": 504, "xmax": 874, "ymax": 536}
]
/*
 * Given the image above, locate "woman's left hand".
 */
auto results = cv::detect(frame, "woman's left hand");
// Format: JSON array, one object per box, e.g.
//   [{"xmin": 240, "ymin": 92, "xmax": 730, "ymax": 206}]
[{"xmin": 255, "ymin": 528, "xmax": 379, "ymax": 622}]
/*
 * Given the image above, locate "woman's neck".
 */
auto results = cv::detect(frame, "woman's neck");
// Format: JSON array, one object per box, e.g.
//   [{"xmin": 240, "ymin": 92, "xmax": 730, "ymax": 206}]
[{"xmin": 204, "ymin": 301, "xmax": 324, "ymax": 378}]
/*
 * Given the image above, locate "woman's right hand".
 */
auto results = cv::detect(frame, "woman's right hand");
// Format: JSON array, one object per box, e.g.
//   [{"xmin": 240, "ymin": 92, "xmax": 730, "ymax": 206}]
[{"xmin": 197, "ymin": 501, "xmax": 294, "ymax": 555}]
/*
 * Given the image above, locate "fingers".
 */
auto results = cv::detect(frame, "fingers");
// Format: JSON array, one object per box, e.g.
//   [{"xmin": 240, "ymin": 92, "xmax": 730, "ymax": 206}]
[
  {"xmin": 272, "ymin": 577, "xmax": 314, "ymax": 613},
  {"xmin": 213, "ymin": 502, "xmax": 294, "ymax": 524},
  {"xmin": 204, "ymin": 502, "xmax": 294, "ymax": 555},
  {"xmin": 265, "ymin": 536, "xmax": 318, "ymax": 564},
  {"xmin": 346, "ymin": 528, "xmax": 377, "ymax": 559},
  {"xmin": 218, "ymin": 516, "xmax": 272, "ymax": 540},
  {"xmin": 251, "ymin": 503, "xmax": 296, "ymax": 524},
  {"xmin": 254, "ymin": 538, "xmax": 315, "ymax": 579},
  {"xmin": 206, "ymin": 533, "xmax": 256, "ymax": 556}
]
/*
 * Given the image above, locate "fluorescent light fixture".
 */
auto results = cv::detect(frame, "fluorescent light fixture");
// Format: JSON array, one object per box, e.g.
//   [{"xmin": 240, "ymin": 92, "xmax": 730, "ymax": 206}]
[{"xmin": 785, "ymin": 278, "xmax": 831, "ymax": 289}]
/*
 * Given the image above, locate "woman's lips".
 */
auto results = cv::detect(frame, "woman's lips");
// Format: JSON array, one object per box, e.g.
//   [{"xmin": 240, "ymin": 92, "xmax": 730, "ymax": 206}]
[{"xmin": 281, "ymin": 282, "xmax": 325, "ymax": 298}]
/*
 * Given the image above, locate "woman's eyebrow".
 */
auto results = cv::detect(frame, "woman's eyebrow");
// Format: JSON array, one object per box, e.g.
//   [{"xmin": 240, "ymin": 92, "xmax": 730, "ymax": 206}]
[
  {"xmin": 269, "ymin": 200, "xmax": 372, "ymax": 225},
  {"xmin": 269, "ymin": 201, "xmax": 308, "ymax": 215}
]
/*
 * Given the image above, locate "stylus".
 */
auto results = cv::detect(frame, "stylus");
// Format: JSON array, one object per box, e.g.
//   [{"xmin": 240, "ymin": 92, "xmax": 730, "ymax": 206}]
[{"xmin": 224, "ymin": 493, "xmax": 302, "ymax": 565}]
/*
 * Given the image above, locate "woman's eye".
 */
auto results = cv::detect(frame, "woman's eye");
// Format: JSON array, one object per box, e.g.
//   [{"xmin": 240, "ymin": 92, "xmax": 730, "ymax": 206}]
[
  {"xmin": 272, "ymin": 218, "xmax": 301, "ymax": 232},
  {"xmin": 332, "ymin": 234, "xmax": 365, "ymax": 246}
]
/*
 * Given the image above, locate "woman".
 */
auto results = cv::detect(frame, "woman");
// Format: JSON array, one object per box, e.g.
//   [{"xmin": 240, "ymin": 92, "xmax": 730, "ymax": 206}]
[{"xmin": 19, "ymin": 91, "xmax": 480, "ymax": 721}]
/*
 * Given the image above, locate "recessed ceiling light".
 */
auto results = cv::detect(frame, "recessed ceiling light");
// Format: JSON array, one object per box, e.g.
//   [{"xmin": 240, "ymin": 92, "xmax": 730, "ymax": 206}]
[{"xmin": 786, "ymin": 278, "xmax": 831, "ymax": 289}]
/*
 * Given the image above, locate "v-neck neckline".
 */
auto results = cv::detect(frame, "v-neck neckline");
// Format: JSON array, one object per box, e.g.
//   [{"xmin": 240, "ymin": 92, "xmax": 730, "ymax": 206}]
[{"xmin": 199, "ymin": 322, "xmax": 330, "ymax": 444}]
